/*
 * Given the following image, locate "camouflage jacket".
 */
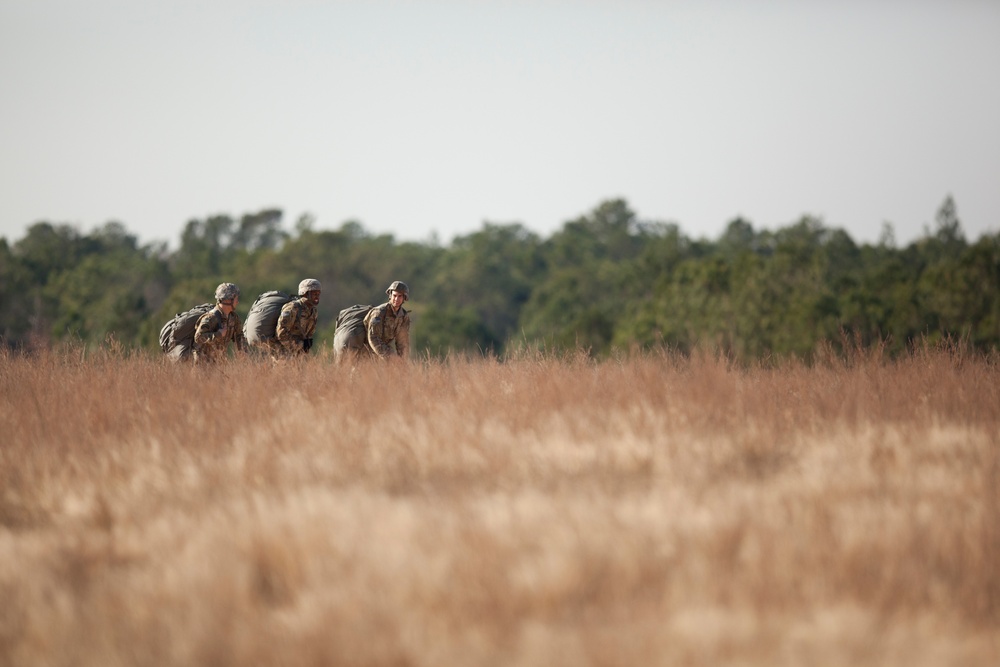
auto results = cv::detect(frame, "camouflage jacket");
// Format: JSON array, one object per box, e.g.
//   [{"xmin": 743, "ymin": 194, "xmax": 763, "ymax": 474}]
[
  {"xmin": 364, "ymin": 302, "xmax": 410, "ymax": 359},
  {"xmin": 193, "ymin": 307, "xmax": 246, "ymax": 362},
  {"xmin": 276, "ymin": 296, "xmax": 318, "ymax": 354}
]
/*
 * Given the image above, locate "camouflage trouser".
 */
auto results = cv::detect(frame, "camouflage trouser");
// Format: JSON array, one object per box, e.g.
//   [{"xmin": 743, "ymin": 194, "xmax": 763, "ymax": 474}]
[{"xmin": 333, "ymin": 327, "xmax": 372, "ymax": 365}]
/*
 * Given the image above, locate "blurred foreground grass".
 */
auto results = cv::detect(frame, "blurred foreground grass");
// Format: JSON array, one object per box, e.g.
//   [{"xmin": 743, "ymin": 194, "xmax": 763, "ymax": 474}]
[{"xmin": 0, "ymin": 345, "xmax": 998, "ymax": 666}]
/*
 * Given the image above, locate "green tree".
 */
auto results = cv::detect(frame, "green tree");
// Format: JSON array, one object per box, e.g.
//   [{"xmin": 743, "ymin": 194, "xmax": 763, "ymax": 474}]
[
  {"xmin": 9, "ymin": 222, "xmax": 88, "ymax": 346},
  {"xmin": 171, "ymin": 214, "xmax": 236, "ymax": 279},
  {"xmin": 414, "ymin": 304, "xmax": 500, "ymax": 357},
  {"xmin": 0, "ymin": 238, "xmax": 32, "ymax": 345},
  {"xmin": 230, "ymin": 208, "xmax": 287, "ymax": 253},
  {"xmin": 424, "ymin": 222, "xmax": 544, "ymax": 354},
  {"xmin": 3, "ymin": 194, "xmax": 995, "ymax": 360}
]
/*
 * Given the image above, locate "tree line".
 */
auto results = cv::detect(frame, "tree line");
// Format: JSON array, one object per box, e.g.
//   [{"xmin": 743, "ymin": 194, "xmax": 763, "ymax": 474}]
[{"xmin": 1, "ymin": 196, "xmax": 997, "ymax": 361}]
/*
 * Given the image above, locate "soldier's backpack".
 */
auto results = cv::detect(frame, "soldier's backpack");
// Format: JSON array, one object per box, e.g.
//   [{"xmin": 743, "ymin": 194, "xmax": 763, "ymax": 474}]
[
  {"xmin": 335, "ymin": 304, "xmax": 375, "ymax": 337},
  {"xmin": 244, "ymin": 291, "xmax": 296, "ymax": 346},
  {"xmin": 332, "ymin": 304, "xmax": 376, "ymax": 356},
  {"xmin": 159, "ymin": 303, "xmax": 214, "ymax": 361}
]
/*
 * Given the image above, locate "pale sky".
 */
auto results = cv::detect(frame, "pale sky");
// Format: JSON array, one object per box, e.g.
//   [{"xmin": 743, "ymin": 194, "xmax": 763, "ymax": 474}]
[{"xmin": 2, "ymin": 0, "xmax": 998, "ymax": 249}]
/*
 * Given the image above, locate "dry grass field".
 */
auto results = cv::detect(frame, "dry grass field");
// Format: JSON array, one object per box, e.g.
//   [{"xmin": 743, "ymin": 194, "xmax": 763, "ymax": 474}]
[{"xmin": 1, "ymin": 343, "xmax": 998, "ymax": 666}]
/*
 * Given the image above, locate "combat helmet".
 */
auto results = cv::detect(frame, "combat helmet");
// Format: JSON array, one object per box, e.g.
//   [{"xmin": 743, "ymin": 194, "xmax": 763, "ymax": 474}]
[
  {"xmin": 386, "ymin": 280, "xmax": 409, "ymax": 301},
  {"xmin": 298, "ymin": 278, "xmax": 322, "ymax": 295},
  {"xmin": 214, "ymin": 282, "xmax": 240, "ymax": 304}
]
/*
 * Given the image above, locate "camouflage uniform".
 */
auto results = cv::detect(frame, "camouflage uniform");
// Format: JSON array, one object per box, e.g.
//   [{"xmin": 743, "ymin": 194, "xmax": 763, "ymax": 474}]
[
  {"xmin": 193, "ymin": 307, "xmax": 246, "ymax": 363},
  {"xmin": 364, "ymin": 302, "xmax": 410, "ymax": 359},
  {"xmin": 276, "ymin": 296, "xmax": 318, "ymax": 356}
]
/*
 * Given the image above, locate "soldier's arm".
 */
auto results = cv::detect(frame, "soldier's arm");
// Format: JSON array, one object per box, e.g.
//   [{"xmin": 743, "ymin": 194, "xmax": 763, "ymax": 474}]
[
  {"xmin": 276, "ymin": 303, "xmax": 304, "ymax": 352},
  {"xmin": 305, "ymin": 311, "xmax": 318, "ymax": 340},
  {"xmin": 366, "ymin": 309, "xmax": 393, "ymax": 358},
  {"xmin": 300, "ymin": 311, "xmax": 317, "ymax": 353},
  {"xmin": 194, "ymin": 312, "xmax": 223, "ymax": 346},
  {"xmin": 395, "ymin": 317, "xmax": 410, "ymax": 359}
]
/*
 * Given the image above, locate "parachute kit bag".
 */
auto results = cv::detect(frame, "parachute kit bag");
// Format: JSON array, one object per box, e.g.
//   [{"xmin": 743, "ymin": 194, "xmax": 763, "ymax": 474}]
[
  {"xmin": 159, "ymin": 302, "xmax": 214, "ymax": 361},
  {"xmin": 333, "ymin": 304, "xmax": 375, "ymax": 356},
  {"xmin": 244, "ymin": 290, "xmax": 295, "ymax": 346},
  {"xmin": 335, "ymin": 304, "xmax": 374, "ymax": 337}
]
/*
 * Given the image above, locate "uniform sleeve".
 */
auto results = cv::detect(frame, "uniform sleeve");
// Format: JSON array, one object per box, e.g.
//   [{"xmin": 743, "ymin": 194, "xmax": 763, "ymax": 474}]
[
  {"xmin": 276, "ymin": 302, "xmax": 304, "ymax": 353},
  {"xmin": 395, "ymin": 314, "xmax": 410, "ymax": 359},
  {"xmin": 194, "ymin": 311, "xmax": 222, "ymax": 346},
  {"xmin": 305, "ymin": 309, "xmax": 318, "ymax": 340},
  {"xmin": 366, "ymin": 307, "xmax": 393, "ymax": 358}
]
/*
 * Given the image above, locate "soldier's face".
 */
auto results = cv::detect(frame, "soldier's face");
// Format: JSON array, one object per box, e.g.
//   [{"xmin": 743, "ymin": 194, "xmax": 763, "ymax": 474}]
[
  {"xmin": 389, "ymin": 291, "xmax": 405, "ymax": 310},
  {"xmin": 308, "ymin": 290, "xmax": 321, "ymax": 306}
]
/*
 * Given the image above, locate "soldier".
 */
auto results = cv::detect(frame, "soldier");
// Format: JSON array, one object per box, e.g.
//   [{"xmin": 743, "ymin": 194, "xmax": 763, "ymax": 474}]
[
  {"xmin": 193, "ymin": 282, "xmax": 247, "ymax": 363},
  {"xmin": 364, "ymin": 280, "xmax": 411, "ymax": 361},
  {"xmin": 275, "ymin": 278, "xmax": 321, "ymax": 357}
]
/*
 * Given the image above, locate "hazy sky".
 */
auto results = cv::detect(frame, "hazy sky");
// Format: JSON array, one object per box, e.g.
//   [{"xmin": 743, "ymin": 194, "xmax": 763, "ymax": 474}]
[{"xmin": 2, "ymin": 0, "xmax": 998, "ymax": 248}]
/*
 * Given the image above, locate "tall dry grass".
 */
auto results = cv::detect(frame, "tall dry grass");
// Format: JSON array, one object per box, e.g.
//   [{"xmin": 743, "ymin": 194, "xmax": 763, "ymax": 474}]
[{"xmin": 0, "ymin": 344, "xmax": 998, "ymax": 666}]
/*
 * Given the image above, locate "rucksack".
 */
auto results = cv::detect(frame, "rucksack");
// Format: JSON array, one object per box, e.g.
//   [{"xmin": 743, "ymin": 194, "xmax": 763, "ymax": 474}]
[
  {"xmin": 335, "ymin": 304, "xmax": 375, "ymax": 337},
  {"xmin": 159, "ymin": 303, "xmax": 214, "ymax": 361},
  {"xmin": 244, "ymin": 291, "xmax": 296, "ymax": 346}
]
